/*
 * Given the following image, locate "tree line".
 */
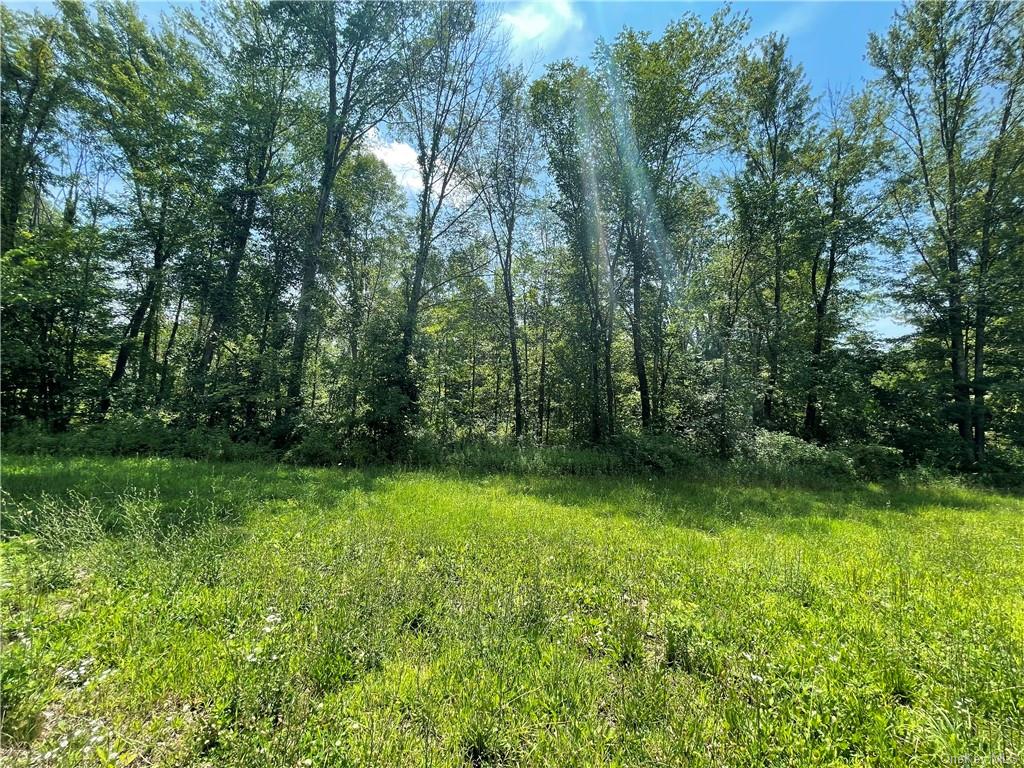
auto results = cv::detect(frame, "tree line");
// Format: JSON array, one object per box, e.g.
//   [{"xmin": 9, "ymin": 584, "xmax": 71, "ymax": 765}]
[{"xmin": 2, "ymin": 0, "xmax": 1022, "ymax": 470}]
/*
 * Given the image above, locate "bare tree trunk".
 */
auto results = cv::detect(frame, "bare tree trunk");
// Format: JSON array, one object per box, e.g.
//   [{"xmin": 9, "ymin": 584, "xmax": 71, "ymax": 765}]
[
  {"xmin": 630, "ymin": 260, "xmax": 651, "ymax": 430},
  {"xmin": 196, "ymin": 191, "xmax": 260, "ymax": 396},
  {"xmin": 500, "ymin": 241, "xmax": 524, "ymax": 438},
  {"xmin": 288, "ymin": 164, "xmax": 333, "ymax": 414},
  {"xmin": 764, "ymin": 236, "xmax": 783, "ymax": 422},
  {"xmin": 288, "ymin": 18, "xmax": 341, "ymax": 416},
  {"xmin": 536, "ymin": 323, "xmax": 547, "ymax": 442},
  {"xmin": 157, "ymin": 292, "xmax": 184, "ymax": 407},
  {"xmin": 603, "ymin": 330, "xmax": 615, "ymax": 439},
  {"xmin": 99, "ymin": 250, "xmax": 164, "ymax": 415},
  {"xmin": 468, "ymin": 335, "xmax": 477, "ymax": 439},
  {"xmin": 803, "ymin": 314, "xmax": 825, "ymax": 440},
  {"xmin": 136, "ymin": 273, "xmax": 164, "ymax": 401}
]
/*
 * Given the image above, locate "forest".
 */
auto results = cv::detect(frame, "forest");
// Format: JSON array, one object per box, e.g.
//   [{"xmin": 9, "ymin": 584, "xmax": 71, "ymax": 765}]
[
  {"xmin": 2, "ymin": 0, "xmax": 1022, "ymax": 477},
  {"xmin": 3, "ymin": 3, "xmax": 1024, "ymax": 764}
]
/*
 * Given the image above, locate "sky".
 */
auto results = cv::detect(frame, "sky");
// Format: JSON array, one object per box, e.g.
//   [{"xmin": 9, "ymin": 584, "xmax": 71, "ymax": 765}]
[{"xmin": 500, "ymin": 0, "xmax": 897, "ymax": 90}]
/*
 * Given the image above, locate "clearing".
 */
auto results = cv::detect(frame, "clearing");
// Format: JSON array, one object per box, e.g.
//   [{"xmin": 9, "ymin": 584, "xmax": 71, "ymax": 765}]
[{"xmin": 1, "ymin": 455, "xmax": 1022, "ymax": 766}]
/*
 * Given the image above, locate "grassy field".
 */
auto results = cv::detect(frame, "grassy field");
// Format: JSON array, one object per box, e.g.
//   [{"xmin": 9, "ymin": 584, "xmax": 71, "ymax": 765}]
[{"xmin": 1, "ymin": 455, "xmax": 1022, "ymax": 767}]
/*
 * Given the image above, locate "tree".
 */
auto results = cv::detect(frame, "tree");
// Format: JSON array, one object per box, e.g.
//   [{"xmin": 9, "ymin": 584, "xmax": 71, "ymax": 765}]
[
  {"xmin": 1, "ymin": 220, "xmax": 113, "ymax": 427},
  {"xmin": 64, "ymin": 0, "xmax": 213, "ymax": 414},
  {"xmin": 531, "ymin": 62, "xmax": 618, "ymax": 441},
  {"xmin": 723, "ymin": 34, "xmax": 812, "ymax": 426},
  {"xmin": 870, "ymin": 0, "xmax": 1023, "ymax": 463},
  {"xmin": 182, "ymin": 0, "xmax": 299, "ymax": 402},
  {"xmin": 393, "ymin": 0, "xmax": 498, "ymax": 435},
  {"xmin": 476, "ymin": 68, "xmax": 540, "ymax": 438},
  {"xmin": 275, "ymin": 0, "xmax": 410, "ymax": 417},
  {"xmin": 328, "ymin": 153, "xmax": 407, "ymax": 433},
  {"xmin": 594, "ymin": 9, "xmax": 744, "ymax": 429},
  {"xmin": 798, "ymin": 92, "xmax": 889, "ymax": 440},
  {"xmin": 0, "ymin": 6, "xmax": 75, "ymax": 254}
]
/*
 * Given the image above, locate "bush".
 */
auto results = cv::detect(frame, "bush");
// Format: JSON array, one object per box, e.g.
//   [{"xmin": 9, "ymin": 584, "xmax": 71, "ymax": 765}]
[
  {"xmin": 283, "ymin": 426, "xmax": 345, "ymax": 466},
  {"xmin": 431, "ymin": 434, "xmax": 709, "ymax": 477},
  {"xmin": 980, "ymin": 444, "xmax": 1024, "ymax": 489},
  {"xmin": 840, "ymin": 444, "xmax": 904, "ymax": 480},
  {"xmin": 735, "ymin": 429, "xmax": 855, "ymax": 483},
  {"xmin": 2, "ymin": 418, "xmax": 279, "ymax": 465},
  {"xmin": 609, "ymin": 434, "xmax": 705, "ymax": 473}
]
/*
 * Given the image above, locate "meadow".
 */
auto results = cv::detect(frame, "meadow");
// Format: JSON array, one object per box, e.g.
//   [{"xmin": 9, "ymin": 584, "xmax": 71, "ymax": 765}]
[{"xmin": 1, "ymin": 454, "xmax": 1022, "ymax": 766}]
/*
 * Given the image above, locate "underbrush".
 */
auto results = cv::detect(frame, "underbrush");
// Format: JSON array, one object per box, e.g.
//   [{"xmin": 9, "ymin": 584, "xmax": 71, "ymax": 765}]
[
  {"xmin": 3, "ymin": 418, "xmax": 934, "ymax": 487},
  {"xmin": 2, "ymin": 417, "xmax": 277, "ymax": 464}
]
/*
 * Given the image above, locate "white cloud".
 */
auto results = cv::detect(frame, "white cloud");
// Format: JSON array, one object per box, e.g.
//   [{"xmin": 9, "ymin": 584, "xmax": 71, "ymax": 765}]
[
  {"xmin": 501, "ymin": 0, "xmax": 583, "ymax": 48},
  {"xmin": 367, "ymin": 130, "xmax": 421, "ymax": 191},
  {"xmin": 752, "ymin": 4, "xmax": 820, "ymax": 40}
]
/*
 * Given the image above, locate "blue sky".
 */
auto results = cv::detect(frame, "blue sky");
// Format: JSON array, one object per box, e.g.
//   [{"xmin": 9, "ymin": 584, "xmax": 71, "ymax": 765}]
[
  {"xmin": 500, "ymin": 1, "xmax": 899, "ymax": 92},
  {"xmin": 14, "ymin": 0, "xmax": 900, "ymax": 92},
  {"xmin": 497, "ymin": 0, "xmax": 907, "ymax": 338}
]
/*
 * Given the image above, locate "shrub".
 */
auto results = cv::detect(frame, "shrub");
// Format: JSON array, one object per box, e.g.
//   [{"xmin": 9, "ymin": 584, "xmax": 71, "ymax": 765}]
[
  {"xmin": 609, "ymin": 433, "xmax": 705, "ymax": 473},
  {"xmin": 735, "ymin": 429, "xmax": 855, "ymax": 483},
  {"xmin": 840, "ymin": 444, "xmax": 904, "ymax": 480},
  {"xmin": 283, "ymin": 426, "xmax": 345, "ymax": 466}
]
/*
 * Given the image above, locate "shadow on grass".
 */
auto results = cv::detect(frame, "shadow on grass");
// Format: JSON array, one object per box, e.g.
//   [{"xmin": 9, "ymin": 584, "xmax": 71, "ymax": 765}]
[
  {"xmin": 497, "ymin": 471, "xmax": 1011, "ymax": 536},
  {"xmin": 3, "ymin": 454, "xmax": 1015, "ymax": 544},
  {"xmin": 1, "ymin": 454, "xmax": 383, "ymax": 539}
]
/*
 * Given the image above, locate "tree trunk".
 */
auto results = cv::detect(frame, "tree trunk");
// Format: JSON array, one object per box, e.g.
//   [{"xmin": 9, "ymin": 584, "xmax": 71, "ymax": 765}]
[
  {"xmin": 99, "ymin": 249, "xmax": 164, "ymax": 415},
  {"xmin": 536, "ymin": 324, "xmax": 547, "ymax": 442},
  {"xmin": 468, "ymin": 335, "xmax": 477, "ymax": 439},
  {"xmin": 137, "ymin": 275, "xmax": 164, "ymax": 402},
  {"xmin": 398, "ymin": 223, "xmax": 431, "ymax": 417},
  {"xmin": 500, "ymin": 242, "xmax": 524, "ymax": 438},
  {"xmin": 1, "ymin": 168, "xmax": 26, "ymax": 255},
  {"xmin": 764, "ymin": 237, "xmax": 783, "ymax": 422},
  {"xmin": 629, "ymin": 237, "xmax": 651, "ymax": 429},
  {"xmin": 603, "ymin": 330, "xmax": 615, "ymax": 439},
  {"xmin": 196, "ymin": 191, "xmax": 260, "ymax": 396},
  {"xmin": 973, "ymin": 288, "xmax": 986, "ymax": 463},
  {"xmin": 803, "ymin": 311, "xmax": 825, "ymax": 441},
  {"xmin": 971, "ymin": 87, "xmax": 1015, "ymax": 465},
  {"xmin": 804, "ymin": 236, "xmax": 837, "ymax": 442},
  {"xmin": 287, "ymin": 178, "xmax": 331, "ymax": 414},
  {"xmin": 287, "ymin": 20, "xmax": 341, "ymax": 417},
  {"xmin": 157, "ymin": 292, "xmax": 184, "ymax": 407}
]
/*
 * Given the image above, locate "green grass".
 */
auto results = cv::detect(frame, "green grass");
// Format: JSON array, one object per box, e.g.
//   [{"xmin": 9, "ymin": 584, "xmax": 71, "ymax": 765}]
[{"xmin": 2, "ymin": 455, "xmax": 1022, "ymax": 766}]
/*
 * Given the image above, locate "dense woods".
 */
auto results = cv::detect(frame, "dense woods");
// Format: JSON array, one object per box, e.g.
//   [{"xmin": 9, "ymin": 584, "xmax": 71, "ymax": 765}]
[{"xmin": 2, "ymin": 0, "xmax": 1022, "ymax": 474}]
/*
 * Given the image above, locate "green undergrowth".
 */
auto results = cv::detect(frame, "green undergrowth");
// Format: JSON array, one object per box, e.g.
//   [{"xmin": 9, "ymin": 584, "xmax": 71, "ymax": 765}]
[{"xmin": 1, "ymin": 454, "xmax": 1022, "ymax": 766}]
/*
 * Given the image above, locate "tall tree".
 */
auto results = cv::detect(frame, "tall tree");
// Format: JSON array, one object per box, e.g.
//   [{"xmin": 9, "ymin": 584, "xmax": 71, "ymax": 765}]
[
  {"xmin": 724, "ymin": 34, "xmax": 812, "ymax": 425},
  {"xmin": 276, "ymin": 0, "xmax": 409, "ymax": 416},
  {"xmin": 532, "ymin": 62, "xmax": 619, "ymax": 441},
  {"xmin": 870, "ymin": 0, "xmax": 1022, "ymax": 463},
  {"xmin": 799, "ymin": 92, "xmax": 889, "ymax": 440},
  {"xmin": 595, "ymin": 9, "xmax": 744, "ymax": 429},
  {"xmin": 476, "ymin": 69, "xmax": 540, "ymax": 438},
  {"xmin": 395, "ymin": 0, "xmax": 498, "ymax": 431},
  {"xmin": 64, "ymin": 0, "xmax": 212, "ymax": 413},
  {"xmin": 183, "ymin": 0, "xmax": 298, "ymax": 401},
  {"xmin": 0, "ymin": 6, "xmax": 75, "ymax": 254}
]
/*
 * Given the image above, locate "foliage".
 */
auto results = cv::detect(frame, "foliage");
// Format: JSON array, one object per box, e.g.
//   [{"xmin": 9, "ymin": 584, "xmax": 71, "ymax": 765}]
[
  {"xmin": 734, "ymin": 428, "xmax": 856, "ymax": 482},
  {"xmin": 1, "ymin": 1, "xmax": 1023, "ymax": 478},
  {"xmin": 838, "ymin": 443, "xmax": 904, "ymax": 481}
]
